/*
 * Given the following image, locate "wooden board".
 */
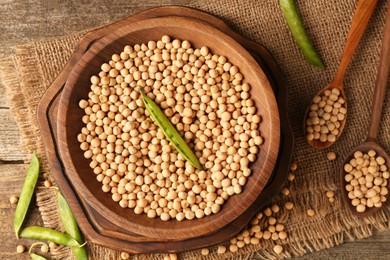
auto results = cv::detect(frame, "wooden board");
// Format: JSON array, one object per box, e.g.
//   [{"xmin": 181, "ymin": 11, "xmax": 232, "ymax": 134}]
[{"xmin": 36, "ymin": 6, "xmax": 294, "ymax": 253}]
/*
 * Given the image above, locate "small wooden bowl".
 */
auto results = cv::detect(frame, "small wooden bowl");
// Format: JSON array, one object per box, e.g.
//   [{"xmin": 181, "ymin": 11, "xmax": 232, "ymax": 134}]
[{"xmin": 57, "ymin": 16, "xmax": 280, "ymax": 240}]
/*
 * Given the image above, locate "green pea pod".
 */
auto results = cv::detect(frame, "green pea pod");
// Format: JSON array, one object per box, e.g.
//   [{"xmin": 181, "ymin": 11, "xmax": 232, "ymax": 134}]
[
  {"xmin": 14, "ymin": 152, "xmax": 40, "ymax": 238},
  {"xmin": 30, "ymin": 253, "xmax": 47, "ymax": 260},
  {"xmin": 29, "ymin": 242, "xmax": 48, "ymax": 260},
  {"xmin": 280, "ymin": 0, "xmax": 325, "ymax": 69},
  {"xmin": 57, "ymin": 191, "xmax": 88, "ymax": 260},
  {"xmin": 140, "ymin": 88, "xmax": 203, "ymax": 170},
  {"xmin": 20, "ymin": 226, "xmax": 81, "ymax": 247}
]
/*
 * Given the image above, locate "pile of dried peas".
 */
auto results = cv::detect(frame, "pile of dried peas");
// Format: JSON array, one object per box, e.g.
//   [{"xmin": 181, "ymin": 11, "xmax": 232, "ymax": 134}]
[
  {"xmin": 78, "ymin": 35, "xmax": 264, "ymax": 221},
  {"xmin": 305, "ymin": 88, "xmax": 346, "ymax": 143},
  {"xmin": 344, "ymin": 150, "xmax": 389, "ymax": 212},
  {"xmin": 197, "ymin": 163, "xmax": 298, "ymax": 257}
]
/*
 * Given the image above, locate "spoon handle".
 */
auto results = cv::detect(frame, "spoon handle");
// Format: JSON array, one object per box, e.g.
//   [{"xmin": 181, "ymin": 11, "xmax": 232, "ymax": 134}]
[
  {"xmin": 367, "ymin": 3, "xmax": 390, "ymax": 142},
  {"xmin": 332, "ymin": 0, "xmax": 378, "ymax": 87}
]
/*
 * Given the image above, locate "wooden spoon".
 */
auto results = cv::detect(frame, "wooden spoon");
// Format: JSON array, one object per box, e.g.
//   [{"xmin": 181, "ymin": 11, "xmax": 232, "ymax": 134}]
[
  {"xmin": 341, "ymin": 2, "xmax": 390, "ymax": 218},
  {"xmin": 304, "ymin": 0, "xmax": 378, "ymax": 149}
]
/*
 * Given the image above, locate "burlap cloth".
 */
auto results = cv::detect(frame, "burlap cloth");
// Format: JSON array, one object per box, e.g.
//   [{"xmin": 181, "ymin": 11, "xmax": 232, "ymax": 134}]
[{"xmin": 1, "ymin": 0, "xmax": 389, "ymax": 259}]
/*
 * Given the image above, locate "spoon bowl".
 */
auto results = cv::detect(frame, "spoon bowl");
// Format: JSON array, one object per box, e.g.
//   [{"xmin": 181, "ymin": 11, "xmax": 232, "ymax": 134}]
[
  {"xmin": 340, "ymin": 142, "xmax": 390, "ymax": 217},
  {"xmin": 303, "ymin": 83, "xmax": 347, "ymax": 149}
]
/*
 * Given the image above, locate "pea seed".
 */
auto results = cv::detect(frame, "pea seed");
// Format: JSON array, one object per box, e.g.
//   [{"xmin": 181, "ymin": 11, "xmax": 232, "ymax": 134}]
[
  {"xmin": 16, "ymin": 245, "xmax": 25, "ymax": 253},
  {"xmin": 285, "ymin": 201, "xmax": 294, "ymax": 210},
  {"xmin": 327, "ymin": 152, "xmax": 337, "ymax": 161},
  {"xmin": 326, "ymin": 191, "xmax": 335, "ymax": 198},
  {"xmin": 44, "ymin": 180, "xmax": 52, "ymax": 188},
  {"xmin": 217, "ymin": 245, "xmax": 227, "ymax": 254},
  {"xmin": 201, "ymin": 248, "xmax": 209, "ymax": 255},
  {"xmin": 40, "ymin": 244, "xmax": 49, "ymax": 253},
  {"xmin": 10, "ymin": 195, "xmax": 18, "ymax": 205},
  {"xmin": 121, "ymin": 252, "xmax": 130, "ymax": 259},
  {"xmin": 273, "ymin": 245, "xmax": 283, "ymax": 255},
  {"xmin": 307, "ymin": 209, "xmax": 315, "ymax": 217}
]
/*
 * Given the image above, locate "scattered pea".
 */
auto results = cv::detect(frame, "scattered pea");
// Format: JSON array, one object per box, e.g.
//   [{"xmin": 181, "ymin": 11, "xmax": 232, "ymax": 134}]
[
  {"xmin": 273, "ymin": 244, "xmax": 284, "ymax": 255},
  {"xmin": 10, "ymin": 195, "xmax": 18, "ymax": 205},
  {"xmin": 327, "ymin": 152, "xmax": 337, "ymax": 161},
  {"xmin": 307, "ymin": 209, "xmax": 315, "ymax": 217},
  {"xmin": 281, "ymin": 188, "xmax": 290, "ymax": 196},
  {"xmin": 201, "ymin": 248, "xmax": 209, "ymax": 255},
  {"xmin": 271, "ymin": 204, "xmax": 280, "ymax": 213},
  {"xmin": 40, "ymin": 244, "xmax": 49, "ymax": 253},
  {"xmin": 263, "ymin": 207, "xmax": 272, "ymax": 217},
  {"xmin": 48, "ymin": 242, "xmax": 57, "ymax": 250},
  {"xmin": 16, "ymin": 245, "xmax": 25, "ymax": 253},
  {"xmin": 285, "ymin": 201, "xmax": 294, "ymax": 210},
  {"xmin": 287, "ymin": 172, "xmax": 295, "ymax": 181},
  {"xmin": 229, "ymin": 244, "xmax": 238, "ymax": 252},
  {"xmin": 217, "ymin": 245, "xmax": 227, "ymax": 254},
  {"xmin": 44, "ymin": 180, "xmax": 52, "ymax": 188},
  {"xmin": 279, "ymin": 231, "xmax": 288, "ymax": 240},
  {"xmin": 120, "ymin": 252, "xmax": 130, "ymax": 259},
  {"xmin": 290, "ymin": 162, "xmax": 297, "ymax": 171}
]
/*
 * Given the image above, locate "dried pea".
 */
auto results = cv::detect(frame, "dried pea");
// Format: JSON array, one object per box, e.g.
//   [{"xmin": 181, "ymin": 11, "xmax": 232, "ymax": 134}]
[
  {"xmin": 10, "ymin": 195, "xmax": 18, "ymax": 205},
  {"xmin": 16, "ymin": 244, "xmax": 25, "ymax": 253}
]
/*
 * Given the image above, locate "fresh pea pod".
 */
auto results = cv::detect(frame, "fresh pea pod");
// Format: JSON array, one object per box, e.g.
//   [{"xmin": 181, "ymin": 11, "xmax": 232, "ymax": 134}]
[
  {"xmin": 14, "ymin": 152, "xmax": 40, "ymax": 238},
  {"xmin": 280, "ymin": 0, "xmax": 325, "ymax": 68},
  {"xmin": 30, "ymin": 253, "xmax": 47, "ymax": 260},
  {"xmin": 20, "ymin": 226, "xmax": 82, "ymax": 247},
  {"xmin": 57, "ymin": 191, "xmax": 88, "ymax": 260},
  {"xmin": 140, "ymin": 88, "xmax": 203, "ymax": 170},
  {"xmin": 29, "ymin": 242, "xmax": 47, "ymax": 260}
]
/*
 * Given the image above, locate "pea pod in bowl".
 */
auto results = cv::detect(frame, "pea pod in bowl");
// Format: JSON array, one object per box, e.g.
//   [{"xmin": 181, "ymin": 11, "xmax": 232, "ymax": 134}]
[{"xmin": 140, "ymin": 87, "xmax": 203, "ymax": 170}]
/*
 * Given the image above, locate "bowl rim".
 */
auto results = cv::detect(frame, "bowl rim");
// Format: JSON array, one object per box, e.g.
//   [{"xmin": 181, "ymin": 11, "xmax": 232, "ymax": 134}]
[{"xmin": 57, "ymin": 16, "xmax": 280, "ymax": 240}]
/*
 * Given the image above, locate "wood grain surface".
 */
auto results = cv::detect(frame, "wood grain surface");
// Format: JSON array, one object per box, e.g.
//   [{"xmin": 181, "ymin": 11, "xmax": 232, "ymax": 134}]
[{"xmin": 1, "ymin": 0, "xmax": 389, "ymax": 259}]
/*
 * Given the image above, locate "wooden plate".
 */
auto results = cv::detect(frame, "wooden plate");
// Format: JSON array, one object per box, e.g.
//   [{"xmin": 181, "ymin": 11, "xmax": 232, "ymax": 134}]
[
  {"xmin": 56, "ymin": 16, "xmax": 280, "ymax": 240},
  {"xmin": 36, "ymin": 6, "xmax": 294, "ymax": 253}
]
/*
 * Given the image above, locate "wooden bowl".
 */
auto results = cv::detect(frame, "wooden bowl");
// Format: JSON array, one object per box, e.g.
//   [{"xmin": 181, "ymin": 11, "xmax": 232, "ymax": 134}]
[{"xmin": 57, "ymin": 16, "xmax": 280, "ymax": 240}]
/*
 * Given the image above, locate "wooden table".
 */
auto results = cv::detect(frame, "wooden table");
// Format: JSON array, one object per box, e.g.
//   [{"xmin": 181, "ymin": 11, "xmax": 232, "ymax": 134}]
[{"xmin": 1, "ymin": 1, "xmax": 389, "ymax": 259}]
